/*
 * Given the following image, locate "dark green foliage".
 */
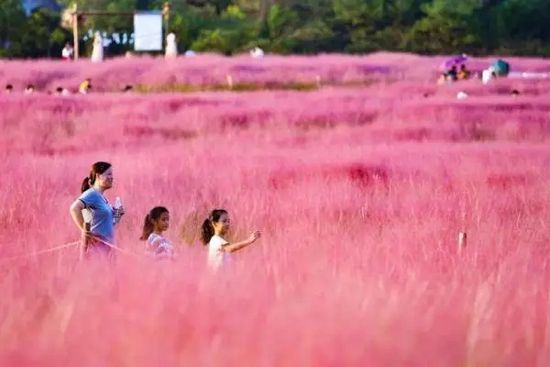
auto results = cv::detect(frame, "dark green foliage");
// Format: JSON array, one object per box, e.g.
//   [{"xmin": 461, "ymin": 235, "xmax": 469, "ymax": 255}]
[
  {"xmin": 2, "ymin": 0, "xmax": 550, "ymax": 57},
  {"xmin": 1, "ymin": 4, "xmax": 70, "ymax": 57}
]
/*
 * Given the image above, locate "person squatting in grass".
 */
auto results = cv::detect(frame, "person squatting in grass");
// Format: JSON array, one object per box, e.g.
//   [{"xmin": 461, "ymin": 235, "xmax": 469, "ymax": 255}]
[
  {"xmin": 201, "ymin": 209, "xmax": 261, "ymax": 270},
  {"xmin": 140, "ymin": 206, "xmax": 174, "ymax": 259},
  {"xmin": 69, "ymin": 161, "xmax": 125, "ymax": 259}
]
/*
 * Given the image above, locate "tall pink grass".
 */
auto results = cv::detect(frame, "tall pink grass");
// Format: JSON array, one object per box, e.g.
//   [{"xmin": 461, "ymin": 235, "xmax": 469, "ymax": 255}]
[
  {"xmin": 2, "ymin": 52, "xmax": 550, "ymax": 92},
  {"xmin": 0, "ymin": 53, "xmax": 549, "ymax": 366}
]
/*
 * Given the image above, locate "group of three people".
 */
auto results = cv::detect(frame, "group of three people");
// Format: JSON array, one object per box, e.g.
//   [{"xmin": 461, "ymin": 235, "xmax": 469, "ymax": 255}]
[{"xmin": 69, "ymin": 161, "xmax": 261, "ymax": 269}]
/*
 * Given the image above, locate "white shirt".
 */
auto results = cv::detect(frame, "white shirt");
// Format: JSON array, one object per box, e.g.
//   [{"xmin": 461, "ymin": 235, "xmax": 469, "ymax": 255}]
[
  {"xmin": 208, "ymin": 235, "xmax": 228, "ymax": 270},
  {"xmin": 147, "ymin": 233, "xmax": 174, "ymax": 258},
  {"xmin": 482, "ymin": 69, "xmax": 493, "ymax": 85},
  {"xmin": 62, "ymin": 47, "xmax": 73, "ymax": 59}
]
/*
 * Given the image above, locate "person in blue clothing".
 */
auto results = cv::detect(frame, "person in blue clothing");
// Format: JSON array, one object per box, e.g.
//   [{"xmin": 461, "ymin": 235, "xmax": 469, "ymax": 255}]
[{"xmin": 69, "ymin": 161, "xmax": 125, "ymax": 259}]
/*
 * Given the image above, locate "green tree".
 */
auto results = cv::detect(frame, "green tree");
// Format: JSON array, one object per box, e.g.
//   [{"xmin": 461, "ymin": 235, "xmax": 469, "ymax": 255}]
[
  {"xmin": 0, "ymin": 0, "xmax": 26, "ymax": 57},
  {"xmin": 267, "ymin": 0, "xmax": 339, "ymax": 53},
  {"xmin": 2, "ymin": 7, "xmax": 70, "ymax": 58},
  {"xmin": 191, "ymin": 5, "xmax": 257, "ymax": 54},
  {"xmin": 496, "ymin": 0, "xmax": 550, "ymax": 55},
  {"xmin": 406, "ymin": 0, "xmax": 482, "ymax": 54}
]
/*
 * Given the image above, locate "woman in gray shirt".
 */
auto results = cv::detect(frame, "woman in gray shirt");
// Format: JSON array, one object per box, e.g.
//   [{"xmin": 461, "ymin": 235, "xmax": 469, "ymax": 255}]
[{"xmin": 69, "ymin": 161, "xmax": 124, "ymax": 258}]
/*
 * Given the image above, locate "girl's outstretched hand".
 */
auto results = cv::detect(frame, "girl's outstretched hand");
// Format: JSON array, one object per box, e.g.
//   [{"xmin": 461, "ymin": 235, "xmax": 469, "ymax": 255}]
[{"xmin": 249, "ymin": 231, "xmax": 261, "ymax": 243}]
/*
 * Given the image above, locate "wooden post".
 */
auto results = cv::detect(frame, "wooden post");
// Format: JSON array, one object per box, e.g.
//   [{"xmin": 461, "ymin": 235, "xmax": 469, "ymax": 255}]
[
  {"xmin": 458, "ymin": 232, "xmax": 467, "ymax": 254},
  {"xmin": 259, "ymin": 0, "xmax": 272, "ymax": 22},
  {"xmin": 72, "ymin": 4, "xmax": 79, "ymax": 60},
  {"xmin": 163, "ymin": 2, "xmax": 171, "ymax": 34}
]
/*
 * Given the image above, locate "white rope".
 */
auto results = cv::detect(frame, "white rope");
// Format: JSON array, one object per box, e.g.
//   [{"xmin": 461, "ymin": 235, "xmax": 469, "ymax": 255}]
[
  {"xmin": 91, "ymin": 237, "xmax": 144, "ymax": 258},
  {"xmin": 0, "ymin": 241, "xmax": 80, "ymax": 263},
  {"xmin": 0, "ymin": 236, "xmax": 158, "ymax": 264}
]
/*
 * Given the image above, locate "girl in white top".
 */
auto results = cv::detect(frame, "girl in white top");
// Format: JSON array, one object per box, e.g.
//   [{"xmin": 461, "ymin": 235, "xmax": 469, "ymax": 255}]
[
  {"xmin": 201, "ymin": 209, "xmax": 261, "ymax": 270},
  {"xmin": 140, "ymin": 206, "xmax": 174, "ymax": 258}
]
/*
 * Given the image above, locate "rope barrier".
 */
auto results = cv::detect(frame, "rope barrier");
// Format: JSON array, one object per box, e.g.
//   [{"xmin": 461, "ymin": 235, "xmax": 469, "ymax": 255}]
[
  {"xmin": 0, "ymin": 235, "xmax": 167, "ymax": 264},
  {"xmin": 0, "ymin": 240, "xmax": 80, "ymax": 263},
  {"xmin": 92, "ymin": 237, "xmax": 144, "ymax": 258}
]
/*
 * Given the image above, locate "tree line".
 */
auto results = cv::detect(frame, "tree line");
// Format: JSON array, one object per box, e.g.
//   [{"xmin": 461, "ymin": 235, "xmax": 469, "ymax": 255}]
[{"xmin": 1, "ymin": 0, "xmax": 550, "ymax": 58}]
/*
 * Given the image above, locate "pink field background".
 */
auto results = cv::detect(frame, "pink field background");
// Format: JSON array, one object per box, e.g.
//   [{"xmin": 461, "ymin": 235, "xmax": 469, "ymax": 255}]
[
  {"xmin": 2, "ymin": 52, "xmax": 550, "ymax": 92},
  {"xmin": 0, "ymin": 53, "xmax": 549, "ymax": 366}
]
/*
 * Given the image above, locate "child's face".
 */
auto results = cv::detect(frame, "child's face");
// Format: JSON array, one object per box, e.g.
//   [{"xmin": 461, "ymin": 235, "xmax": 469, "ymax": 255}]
[
  {"xmin": 213, "ymin": 213, "xmax": 230, "ymax": 235},
  {"xmin": 155, "ymin": 212, "xmax": 170, "ymax": 232}
]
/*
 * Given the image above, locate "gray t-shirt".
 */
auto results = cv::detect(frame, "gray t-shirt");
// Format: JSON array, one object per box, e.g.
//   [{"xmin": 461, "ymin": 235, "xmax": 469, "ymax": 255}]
[{"xmin": 78, "ymin": 188, "xmax": 114, "ymax": 243}]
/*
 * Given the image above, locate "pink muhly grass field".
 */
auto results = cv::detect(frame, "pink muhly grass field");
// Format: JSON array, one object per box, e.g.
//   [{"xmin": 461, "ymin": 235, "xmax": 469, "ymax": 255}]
[
  {"xmin": 0, "ymin": 54, "xmax": 549, "ymax": 366},
  {"xmin": 1, "ymin": 51, "xmax": 549, "ymax": 92}
]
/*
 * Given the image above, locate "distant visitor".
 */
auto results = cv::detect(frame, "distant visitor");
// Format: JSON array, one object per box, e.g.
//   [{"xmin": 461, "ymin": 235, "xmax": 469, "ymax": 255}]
[
  {"xmin": 79, "ymin": 78, "xmax": 92, "ymax": 94},
  {"xmin": 165, "ymin": 33, "xmax": 178, "ymax": 59},
  {"xmin": 250, "ymin": 46, "xmax": 264, "ymax": 59},
  {"xmin": 61, "ymin": 42, "xmax": 74, "ymax": 61},
  {"xmin": 91, "ymin": 31, "xmax": 104, "ymax": 63}
]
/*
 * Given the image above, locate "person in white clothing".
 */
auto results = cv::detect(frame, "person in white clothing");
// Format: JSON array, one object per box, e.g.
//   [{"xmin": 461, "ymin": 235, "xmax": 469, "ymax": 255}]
[
  {"xmin": 201, "ymin": 209, "xmax": 261, "ymax": 270},
  {"xmin": 140, "ymin": 206, "xmax": 174, "ymax": 258},
  {"xmin": 24, "ymin": 84, "xmax": 35, "ymax": 95},
  {"xmin": 165, "ymin": 32, "xmax": 178, "ymax": 59},
  {"xmin": 482, "ymin": 67, "xmax": 496, "ymax": 85},
  {"xmin": 250, "ymin": 46, "xmax": 264, "ymax": 58},
  {"xmin": 61, "ymin": 42, "xmax": 74, "ymax": 61},
  {"xmin": 91, "ymin": 31, "xmax": 104, "ymax": 63}
]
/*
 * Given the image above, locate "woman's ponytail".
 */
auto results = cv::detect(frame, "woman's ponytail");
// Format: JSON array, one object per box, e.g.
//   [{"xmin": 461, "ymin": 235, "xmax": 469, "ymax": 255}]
[
  {"xmin": 81, "ymin": 161, "xmax": 111, "ymax": 193},
  {"xmin": 81, "ymin": 177, "xmax": 91, "ymax": 193}
]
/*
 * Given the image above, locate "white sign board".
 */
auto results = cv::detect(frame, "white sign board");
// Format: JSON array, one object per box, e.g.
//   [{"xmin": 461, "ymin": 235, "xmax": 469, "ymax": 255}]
[{"xmin": 134, "ymin": 12, "xmax": 162, "ymax": 51}]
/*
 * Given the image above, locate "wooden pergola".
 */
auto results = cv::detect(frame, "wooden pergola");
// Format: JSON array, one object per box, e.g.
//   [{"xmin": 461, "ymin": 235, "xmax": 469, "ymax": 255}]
[{"xmin": 71, "ymin": 2, "xmax": 171, "ymax": 59}]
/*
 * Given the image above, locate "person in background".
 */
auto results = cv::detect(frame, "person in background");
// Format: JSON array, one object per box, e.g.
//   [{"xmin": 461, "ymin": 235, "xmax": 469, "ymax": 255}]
[
  {"xmin": 446, "ymin": 65, "xmax": 458, "ymax": 82},
  {"xmin": 54, "ymin": 86, "xmax": 70, "ymax": 96},
  {"xmin": 458, "ymin": 64, "xmax": 471, "ymax": 80},
  {"xmin": 482, "ymin": 67, "xmax": 496, "ymax": 85},
  {"xmin": 61, "ymin": 42, "xmax": 74, "ymax": 61},
  {"xmin": 24, "ymin": 84, "xmax": 35, "ymax": 95},
  {"xmin": 79, "ymin": 78, "xmax": 92, "ymax": 94}
]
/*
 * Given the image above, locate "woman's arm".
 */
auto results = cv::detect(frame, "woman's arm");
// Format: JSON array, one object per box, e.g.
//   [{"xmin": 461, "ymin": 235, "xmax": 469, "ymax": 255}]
[
  {"xmin": 70, "ymin": 199, "xmax": 91, "ymax": 261},
  {"xmin": 69, "ymin": 199, "xmax": 86, "ymax": 231},
  {"xmin": 222, "ymin": 231, "xmax": 261, "ymax": 253}
]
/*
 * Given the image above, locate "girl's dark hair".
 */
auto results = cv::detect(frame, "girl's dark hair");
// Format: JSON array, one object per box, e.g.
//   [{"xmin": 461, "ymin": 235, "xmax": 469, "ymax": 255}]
[
  {"xmin": 201, "ymin": 209, "xmax": 228, "ymax": 245},
  {"xmin": 81, "ymin": 161, "xmax": 112, "ymax": 193},
  {"xmin": 140, "ymin": 206, "xmax": 169, "ymax": 240}
]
